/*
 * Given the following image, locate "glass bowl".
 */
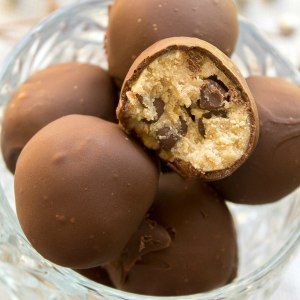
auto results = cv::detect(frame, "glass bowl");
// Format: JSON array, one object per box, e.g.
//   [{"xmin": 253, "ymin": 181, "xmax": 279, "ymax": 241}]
[{"xmin": 0, "ymin": 1, "xmax": 299, "ymax": 299}]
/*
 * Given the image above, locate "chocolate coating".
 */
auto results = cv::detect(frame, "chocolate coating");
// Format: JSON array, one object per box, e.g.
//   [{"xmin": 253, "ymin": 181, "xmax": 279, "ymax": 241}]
[
  {"xmin": 1, "ymin": 63, "xmax": 117, "ymax": 173},
  {"xmin": 106, "ymin": 0, "xmax": 239, "ymax": 86},
  {"xmin": 212, "ymin": 76, "xmax": 300, "ymax": 204},
  {"xmin": 75, "ymin": 267, "xmax": 113, "ymax": 287},
  {"xmin": 106, "ymin": 173, "xmax": 238, "ymax": 296},
  {"xmin": 15, "ymin": 115, "xmax": 159, "ymax": 269}
]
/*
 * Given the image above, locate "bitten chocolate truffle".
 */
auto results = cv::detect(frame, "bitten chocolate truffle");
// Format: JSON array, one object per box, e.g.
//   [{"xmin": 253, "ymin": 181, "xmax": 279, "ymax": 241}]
[
  {"xmin": 1, "ymin": 63, "xmax": 117, "ymax": 173},
  {"xmin": 106, "ymin": 173, "xmax": 238, "ymax": 296},
  {"xmin": 212, "ymin": 76, "xmax": 300, "ymax": 204},
  {"xmin": 106, "ymin": 0, "xmax": 239, "ymax": 86},
  {"xmin": 15, "ymin": 115, "xmax": 159, "ymax": 269},
  {"xmin": 118, "ymin": 37, "xmax": 259, "ymax": 180}
]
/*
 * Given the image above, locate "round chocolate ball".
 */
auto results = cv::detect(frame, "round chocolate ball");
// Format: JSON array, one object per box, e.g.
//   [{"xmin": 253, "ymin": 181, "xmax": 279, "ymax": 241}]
[
  {"xmin": 106, "ymin": 0, "xmax": 239, "ymax": 86},
  {"xmin": 1, "ymin": 63, "xmax": 117, "ymax": 173},
  {"xmin": 212, "ymin": 76, "xmax": 300, "ymax": 204},
  {"xmin": 15, "ymin": 115, "xmax": 159, "ymax": 269},
  {"xmin": 106, "ymin": 173, "xmax": 238, "ymax": 296}
]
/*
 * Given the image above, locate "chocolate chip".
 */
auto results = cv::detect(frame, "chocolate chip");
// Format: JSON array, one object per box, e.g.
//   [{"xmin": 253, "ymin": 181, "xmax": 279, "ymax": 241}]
[
  {"xmin": 136, "ymin": 94, "xmax": 145, "ymax": 107},
  {"xmin": 153, "ymin": 97, "xmax": 165, "ymax": 120},
  {"xmin": 199, "ymin": 79, "xmax": 227, "ymax": 110},
  {"xmin": 178, "ymin": 117, "xmax": 188, "ymax": 136},
  {"xmin": 185, "ymin": 106, "xmax": 195, "ymax": 122},
  {"xmin": 199, "ymin": 85, "xmax": 223, "ymax": 109},
  {"xmin": 198, "ymin": 119, "xmax": 206, "ymax": 138},
  {"xmin": 142, "ymin": 97, "xmax": 165, "ymax": 124},
  {"xmin": 203, "ymin": 112, "xmax": 213, "ymax": 119},
  {"xmin": 202, "ymin": 109, "xmax": 228, "ymax": 120},
  {"xmin": 211, "ymin": 109, "xmax": 228, "ymax": 118},
  {"xmin": 207, "ymin": 76, "xmax": 229, "ymax": 93},
  {"xmin": 157, "ymin": 127, "xmax": 179, "ymax": 151}
]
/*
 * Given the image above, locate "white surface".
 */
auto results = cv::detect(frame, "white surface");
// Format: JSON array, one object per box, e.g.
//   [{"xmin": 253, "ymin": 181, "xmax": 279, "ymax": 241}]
[
  {"xmin": 0, "ymin": 0, "xmax": 299, "ymax": 299},
  {"xmin": 273, "ymin": 252, "xmax": 300, "ymax": 299},
  {"xmin": 238, "ymin": 0, "xmax": 300, "ymax": 69}
]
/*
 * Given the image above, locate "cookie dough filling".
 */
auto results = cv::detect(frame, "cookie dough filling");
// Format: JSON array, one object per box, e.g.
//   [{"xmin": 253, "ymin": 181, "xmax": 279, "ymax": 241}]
[{"xmin": 123, "ymin": 50, "xmax": 251, "ymax": 175}]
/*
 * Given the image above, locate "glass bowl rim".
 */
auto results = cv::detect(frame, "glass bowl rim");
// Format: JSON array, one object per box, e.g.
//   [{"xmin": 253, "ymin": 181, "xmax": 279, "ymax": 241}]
[{"xmin": 0, "ymin": 1, "xmax": 299, "ymax": 299}]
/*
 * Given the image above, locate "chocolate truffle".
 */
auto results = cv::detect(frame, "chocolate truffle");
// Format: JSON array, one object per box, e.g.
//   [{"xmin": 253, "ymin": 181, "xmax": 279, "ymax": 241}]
[
  {"xmin": 106, "ymin": 173, "xmax": 238, "ymax": 296},
  {"xmin": 75, "ymin": 267, "xmax": 113, "ymax": 287},
  {"xmin": 1, "ymin": 63, "xmax": 117, "ymax": 173},
  {"xmin": 118, "ymin": 37, "xmax": 259, "ymax": 180},
  {"xmin": 212, "ymin": 76, "xmax": 300, "ymax": 204},
  {"xmin": 106, "ymin": 0, "xmax": 239, "ymax": 86},
  {"xmin": 15, "ymin": 115, "xmax": 159, "ymax": 269}
]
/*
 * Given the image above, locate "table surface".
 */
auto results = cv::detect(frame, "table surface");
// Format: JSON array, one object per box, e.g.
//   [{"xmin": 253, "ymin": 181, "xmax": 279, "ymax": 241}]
[{"xmin": 0, "ymin": 0, "xmax": 299, "ymax": 299}]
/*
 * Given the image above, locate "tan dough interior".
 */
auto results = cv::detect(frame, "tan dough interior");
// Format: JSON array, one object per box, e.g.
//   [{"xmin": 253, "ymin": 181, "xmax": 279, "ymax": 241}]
[{"xmin": 124, "ymin": 50, "xmax": 251, "ymax": 172}]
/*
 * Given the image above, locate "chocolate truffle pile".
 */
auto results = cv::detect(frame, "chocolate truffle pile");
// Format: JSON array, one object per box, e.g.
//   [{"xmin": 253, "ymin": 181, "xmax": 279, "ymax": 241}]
[{"xmin": 1, "ymin": 0, "xmax": 300, "ymax": 297}]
